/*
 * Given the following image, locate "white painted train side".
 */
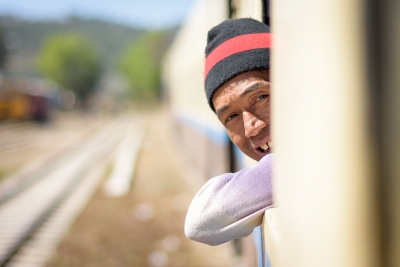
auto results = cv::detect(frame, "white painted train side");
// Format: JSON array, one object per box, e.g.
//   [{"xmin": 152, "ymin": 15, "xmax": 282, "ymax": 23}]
[
  {"xmin": 162, "ymin": 1, "xmax": 268, "ymax": 266},
  {"xmin": 163, "ymin": 0, "xmax": 400, "ymax": 266}
]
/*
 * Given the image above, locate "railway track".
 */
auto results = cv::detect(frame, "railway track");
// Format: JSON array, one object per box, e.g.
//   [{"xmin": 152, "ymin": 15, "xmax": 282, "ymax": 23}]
[
  {"xmin": 0, "ymin": 114, "xmax": 145, "ymax": 267},
  {"xmin": 0, "ymin": 122, "xmax": 38, "ymax": 153},
  {"xmin": 0, "ymin": 121, "xmax": 35, "ymax": 136},
  {"xmin": 0, "ymin": 114, "xmax": 102, "ymax": 155},
  {"xmin": 0, "ymin": 114, "xmax": 111, "ymax": 204}
]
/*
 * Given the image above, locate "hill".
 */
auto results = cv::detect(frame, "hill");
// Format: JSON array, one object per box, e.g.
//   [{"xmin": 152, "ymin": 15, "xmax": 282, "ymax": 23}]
[{"xmin": 0, "ymin": 16, "xmax": 146, "ymax": 76}]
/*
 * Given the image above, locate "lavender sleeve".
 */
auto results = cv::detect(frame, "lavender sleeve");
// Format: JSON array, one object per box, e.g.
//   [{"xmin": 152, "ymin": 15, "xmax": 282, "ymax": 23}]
[{"xmin": 184, "ymin": 154, "xmax": 273, "ymax": 246}]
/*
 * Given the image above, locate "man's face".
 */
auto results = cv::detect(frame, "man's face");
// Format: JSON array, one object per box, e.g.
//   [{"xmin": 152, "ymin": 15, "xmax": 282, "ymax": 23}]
[{"xmin": 212, "ymin": 69, "xmax": 271, "ymax": 161}]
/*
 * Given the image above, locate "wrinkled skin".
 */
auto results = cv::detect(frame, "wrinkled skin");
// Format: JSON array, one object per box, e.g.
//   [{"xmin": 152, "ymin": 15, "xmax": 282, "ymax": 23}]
[{"xmin": 212, "ymin": 69, "xmax": 271, "ymax": 161}]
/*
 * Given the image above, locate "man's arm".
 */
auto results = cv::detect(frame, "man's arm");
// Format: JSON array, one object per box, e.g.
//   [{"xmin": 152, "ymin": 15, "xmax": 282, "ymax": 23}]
[{"xmin": 184, "ymin": 154, "xmax": 273, "ymax": 246}]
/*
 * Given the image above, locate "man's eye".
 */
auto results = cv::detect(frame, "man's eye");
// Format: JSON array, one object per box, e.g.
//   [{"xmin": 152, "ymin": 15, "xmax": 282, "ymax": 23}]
[
  {"xmin": 255, "ymin": 94, "xmax": 269, "ymax": 103},
  {"xmin": 226, "ymin": 113, "xmax": 238, "ymax": 123}
]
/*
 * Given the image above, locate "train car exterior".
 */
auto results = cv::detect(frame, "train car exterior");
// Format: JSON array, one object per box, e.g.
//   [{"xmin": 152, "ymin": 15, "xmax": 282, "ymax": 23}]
[
  {"xmin": 162, "ymin": 0, "xmax": 230, "ymax": 182},
  {"xmin": 165, "ymin": 0, "xmax": 400, "ymax": 266},
  {"xmin": 162, "ymin": 0, "xmax": 269, "ymax": 266}
]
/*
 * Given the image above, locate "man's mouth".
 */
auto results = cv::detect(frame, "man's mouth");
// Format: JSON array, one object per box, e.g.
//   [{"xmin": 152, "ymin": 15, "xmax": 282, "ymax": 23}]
[{"xmin": 257, "ymin": 141, "xmax": 273, "ymax": 153}]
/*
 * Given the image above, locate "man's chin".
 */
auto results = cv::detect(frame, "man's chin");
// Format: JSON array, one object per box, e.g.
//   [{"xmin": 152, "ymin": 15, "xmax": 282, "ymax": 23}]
[{"xmin": 247, "ymin": 150, "xmax": 270, "ymax": 162}]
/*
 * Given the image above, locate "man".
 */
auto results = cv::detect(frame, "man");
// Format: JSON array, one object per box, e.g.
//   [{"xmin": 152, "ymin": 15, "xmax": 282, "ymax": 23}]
[{"xmin": 184, "ymin": 18, "xmax": 273, "ymax": 246}]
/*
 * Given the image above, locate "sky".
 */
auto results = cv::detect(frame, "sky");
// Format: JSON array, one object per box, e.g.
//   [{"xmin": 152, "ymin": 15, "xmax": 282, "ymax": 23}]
[{"xmin": 0, "ymin": 0, "xmax": 196, "ymax": 29}]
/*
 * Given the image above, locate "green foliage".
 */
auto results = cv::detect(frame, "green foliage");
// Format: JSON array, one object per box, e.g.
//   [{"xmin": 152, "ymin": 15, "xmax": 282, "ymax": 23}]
[
  {"xmin": 0, "ymin": 26, "xmax": 6, "ymax": 69},
  {"xmin": 119, "ymin": 31, "xmax": 167, "ymax": 101},
  {"xmin": 37, "ymin": 34, "xmax": 100, "ymax": 104},
  {"xmin": 0, "ymin": 15, "xmax": 144, "ymax": 76}
]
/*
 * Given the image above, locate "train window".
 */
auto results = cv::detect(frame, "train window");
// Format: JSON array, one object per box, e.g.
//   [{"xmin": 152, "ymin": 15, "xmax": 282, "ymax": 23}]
[
  {"xmin": 228, "ymin": 0, "xmax": 269, "ymax": 24},
  {"xmin": 262, "ymin": 0, "xmax": 270, "ymax": 26},
  {"xmin": 228, "ymin": 0, "xmax": 237, "ymax": 19}
]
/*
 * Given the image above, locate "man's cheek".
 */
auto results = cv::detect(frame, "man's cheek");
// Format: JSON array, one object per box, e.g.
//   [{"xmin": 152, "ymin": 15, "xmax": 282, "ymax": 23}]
[
  {"xmin": 227, "ymin": 129, "xmax": 239, "ymax": 143},
  {"xmin": 230, "ymin": 136, "xmax": 244, "ymax": 151},
  {"xmin": 242, "ymin": 138, "xmax": 253, "ymax": 151}
]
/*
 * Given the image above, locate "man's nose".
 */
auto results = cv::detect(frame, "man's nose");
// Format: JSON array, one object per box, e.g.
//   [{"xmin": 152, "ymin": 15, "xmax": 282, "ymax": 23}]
[{"xmin": 243, "ymin": 111, "xmax": 267, "ymax": 138}]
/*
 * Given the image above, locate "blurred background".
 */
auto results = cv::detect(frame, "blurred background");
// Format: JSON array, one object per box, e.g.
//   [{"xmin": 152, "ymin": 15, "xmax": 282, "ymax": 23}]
[
  {"xmin": 0, "ymin": 0, "xmax": 190, "ymax": 113},
  {"xmin": 0, "ymin": 1, "xmax": 269, "ymax": 267}
]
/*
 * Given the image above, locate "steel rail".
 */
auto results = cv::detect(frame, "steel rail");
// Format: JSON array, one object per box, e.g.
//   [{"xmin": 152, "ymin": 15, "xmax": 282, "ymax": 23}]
[{"xmin": 0, "ymin": 115, "xmax": 133, "ymax": 267}]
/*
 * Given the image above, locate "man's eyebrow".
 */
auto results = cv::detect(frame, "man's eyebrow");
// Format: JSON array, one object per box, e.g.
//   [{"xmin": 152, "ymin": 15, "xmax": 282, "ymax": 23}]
[
  {"xmin": 216, "ymin": 105, "xmax": 229, "ymax": 116},
  {"xmin": 241, "ymin": 82, "xmax": 265, "ymax": 97}
]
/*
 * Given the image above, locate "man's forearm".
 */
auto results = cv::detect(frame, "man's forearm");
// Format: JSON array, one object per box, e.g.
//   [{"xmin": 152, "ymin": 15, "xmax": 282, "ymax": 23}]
[{"xmin": 184, "ymin": 154, "xmax": 273, "ymax": 245}]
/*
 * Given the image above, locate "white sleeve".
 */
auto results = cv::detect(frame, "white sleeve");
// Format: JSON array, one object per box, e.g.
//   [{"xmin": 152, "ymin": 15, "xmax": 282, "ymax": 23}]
[{"xmin": 184, "ymin": 154, "xmax": 273, "ymax": 246}]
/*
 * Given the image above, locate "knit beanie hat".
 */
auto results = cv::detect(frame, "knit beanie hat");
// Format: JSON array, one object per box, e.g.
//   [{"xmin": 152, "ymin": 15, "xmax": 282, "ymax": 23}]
[{"xmin": 204, "ymin": 18, "xmax": 271, "ymax": 112}]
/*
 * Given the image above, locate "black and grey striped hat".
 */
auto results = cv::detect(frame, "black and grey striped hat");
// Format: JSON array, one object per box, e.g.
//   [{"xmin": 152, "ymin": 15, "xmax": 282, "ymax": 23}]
[{"xmin": 204, "ymin": 18, "xmax": 271, "ymax": 112}]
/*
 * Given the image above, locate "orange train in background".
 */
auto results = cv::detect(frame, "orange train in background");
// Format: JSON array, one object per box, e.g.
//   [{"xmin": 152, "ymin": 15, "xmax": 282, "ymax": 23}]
[{"xmin": 0, "ymin": 76, "xmax": 58, "ymax": 121}]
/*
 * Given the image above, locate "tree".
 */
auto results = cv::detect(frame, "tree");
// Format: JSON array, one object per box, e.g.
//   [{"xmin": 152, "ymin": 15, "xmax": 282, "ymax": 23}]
[
  {"xmin": 118, "ymin": 31, "xmax": 166, "ymax": 102},
  {"xmin": 37, "ymin": 34, "xmax": 100, "ymax": 105},
  {"xmin": 0, "ymin": 26, "xmax": 6, "ymax": 69}
]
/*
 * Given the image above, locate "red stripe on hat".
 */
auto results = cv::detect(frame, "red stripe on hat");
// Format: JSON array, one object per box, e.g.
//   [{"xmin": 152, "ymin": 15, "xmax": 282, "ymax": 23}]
[{"xmin": 204, "ymin": 32, "xmax": 271, "ymax": 80}]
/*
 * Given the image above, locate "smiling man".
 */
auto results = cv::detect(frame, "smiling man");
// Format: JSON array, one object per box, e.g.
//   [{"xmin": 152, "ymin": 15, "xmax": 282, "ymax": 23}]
[
  {"xmin": 214, "ymin": 69, "xmax": 272, "ymax": 160},
  {"xmin": 184, "ymin": 18, "xmax": 273, "ymax": 246}
]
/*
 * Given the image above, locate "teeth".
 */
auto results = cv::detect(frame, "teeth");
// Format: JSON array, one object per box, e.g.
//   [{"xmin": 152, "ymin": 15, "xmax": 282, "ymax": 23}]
[
  {"xmin": 260, "ymin": 144, "xmax": 268, "ymax": 151},
  {"xmin": 259, "ymin": 141, "xmax": 273, "ymax": 152}
]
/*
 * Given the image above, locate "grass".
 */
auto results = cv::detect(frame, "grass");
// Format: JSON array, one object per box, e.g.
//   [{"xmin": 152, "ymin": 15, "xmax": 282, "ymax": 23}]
[{"xmin": 0, "ymin": 169, "xmax": 10, "ymax": 183}]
